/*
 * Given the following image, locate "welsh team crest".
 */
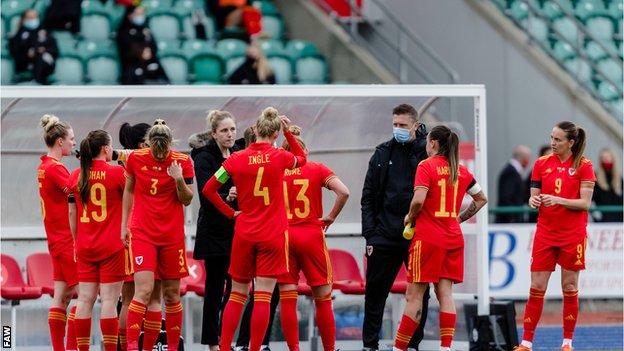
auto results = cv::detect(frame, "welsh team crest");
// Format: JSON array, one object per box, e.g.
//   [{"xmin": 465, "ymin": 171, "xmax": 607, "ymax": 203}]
[
  {"xmin": 568, "ymin": 168, "xmax": 576, "ymax": 176},
  {"xmin": 135, "ymin": 256, "xmax": 143, "ymax": 265},
  {"xmin": 366, "ymin": 245, "xmax": 373, "ymax": 256}
]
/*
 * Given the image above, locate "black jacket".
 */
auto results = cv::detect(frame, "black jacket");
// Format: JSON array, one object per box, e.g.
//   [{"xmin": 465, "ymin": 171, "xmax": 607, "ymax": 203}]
[
  {"xmin": 9, "ymin": 27, "xmax": 58, "ymax": 73},
  {"xmin": 227, "ymin": 57, "xmax": 276, "ymax": 85},
  {"xmin": 593, "ymin": 172, "xmax": 623, "ymax": 222},
  {"xmin": 496, "ymin": 162, "xmax": 526, "ymax": 223},
  {"xmin": 361, "ymin": 126, "xmax": 427, "ymax": 249},
  {"xmin": 190, "ymin": 133, "xmax": 240, "ymax": 258},
  {"xmin": 43, "ymin": 0, "xmax": 82, "ymax": 33}
]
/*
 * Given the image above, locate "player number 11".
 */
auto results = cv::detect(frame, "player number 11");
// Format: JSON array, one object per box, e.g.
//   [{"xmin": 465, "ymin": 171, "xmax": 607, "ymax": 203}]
[{"xmin": 434, "ymin": 178, "xmax": 459, "ymax": 218}]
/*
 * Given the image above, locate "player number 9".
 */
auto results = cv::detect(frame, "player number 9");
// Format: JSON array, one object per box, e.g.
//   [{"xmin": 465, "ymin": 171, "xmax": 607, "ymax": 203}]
[{"xmin": 554, "ymin": 178, "xmax": 562, "ymax": 194}]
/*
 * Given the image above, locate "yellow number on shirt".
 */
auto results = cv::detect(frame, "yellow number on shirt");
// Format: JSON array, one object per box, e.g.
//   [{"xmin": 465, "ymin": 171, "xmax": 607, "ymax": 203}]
[
  {"xmin": 178, "ymin": 249, "xmax": 185, "ymax": 267},
  {"xmin": 283, "ymin": 182, "xmax": 293, "ymax": 220},
  {"xmin": 150, "ymin": 178, "xmax": 158, "ymax": 195},
  {"xmin": 254, "ymin": 167, "xmax": 270, "ymax": 206},
  {"xmin": 555, "ymin": 178, "xmax": 562, "ymax": 194},
  {"xmin": 283, "ymin": 179, "xmax": 311, "ymax": 219},
  {"xmin": 434, "ymin": 178, "xmax": 459, "ymax": 218},
  {"xmin": 80, "ymin": 183, "xmax": 108, "ymax": 223}
]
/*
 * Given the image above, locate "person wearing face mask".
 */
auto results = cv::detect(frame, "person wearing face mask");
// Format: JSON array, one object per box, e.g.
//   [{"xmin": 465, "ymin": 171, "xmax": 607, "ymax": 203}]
[
  {"xmin": 227, "ymin": 41, "xmax": 276, "ymax": 85},
  {"xmin": 116, "ymin": 6, "xmax": 169, "ymax": 85},
  {"xmin": 8, "ymin": 9, "xmax": 58, "ymax": 84},
  {"xmin": 593, "ymin": 148, "xmax": 623, "ymax": 222},
  {"xmin": 496, "ymin": 145, "xmax": 532, "ymax": 223},
  {"xmin": 361, "ymin": 104, "xmax": 429, "ymax": 351}
]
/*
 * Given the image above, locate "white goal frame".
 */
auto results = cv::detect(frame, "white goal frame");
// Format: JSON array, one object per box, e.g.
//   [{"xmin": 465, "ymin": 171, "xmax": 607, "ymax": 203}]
[{"xmin": 1, "ymin": 84, "xmax": 490, "ymax": 316}]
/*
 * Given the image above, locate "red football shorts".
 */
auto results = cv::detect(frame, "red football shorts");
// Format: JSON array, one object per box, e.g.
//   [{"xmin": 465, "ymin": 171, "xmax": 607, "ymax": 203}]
[
  {"xmin": 531, "ymin": 231, "xmax": 587, "ymax": 272},
  {"xmin": 229, "ymin": 231, "xmax": 289, "ymax": 282},
  {"xmin": 52, "ymin": 250, "xmax": 78, "ymax": 287},
  {"xmin": 131, "ymin": 238, "xmax": 189, "ymax": 280},
  {"xmin": 407, "ymin": 240, "xmax": 464, "ymax": 284},
  {"xmin": 122, "ymin": 245, "xmax": 160, "ymax": 283},
  {"xmin": 278, "ymin": 224, "xmax": 332, "ymax": 287},
  {"xmin": 78, "ymin": 249, "xmax": 128, "ymax": 284}
]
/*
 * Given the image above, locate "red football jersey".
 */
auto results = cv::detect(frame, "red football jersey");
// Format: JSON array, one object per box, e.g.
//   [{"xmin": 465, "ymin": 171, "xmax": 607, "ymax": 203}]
[
  {"xmin": 531, "ymin": 154, "xmax": 595, "ymax": 245},
  {"xmin": 69, "ymin": 160, "xmax": 126, "ymax": 262},
  {"xmin": 413, "ymin": 155, "xmax": 476, "ymax": 249},
  {"xmin": 222, "ymin": 142, "xmax": 298, "ymax": 239},
  {"xmin": 125, "ymin": 149, "xmax": 194, "ymax": 245},
  {"xmin": 283, "ymin": 162, "xmax": 336, "ymax": 226},
  {"xmin": 37, "ymin": 155, "xmax": 73, "ymax": 257}
]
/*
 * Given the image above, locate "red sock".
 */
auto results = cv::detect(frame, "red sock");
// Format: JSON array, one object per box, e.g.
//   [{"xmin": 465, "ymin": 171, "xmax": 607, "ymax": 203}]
[
  {"xmin": 118, "ymin": 327, "xmax": 127, "ymax": 351},
  {"xmin": 439, "ymin": 312, "xmax": 456, "ymax": 348},
  {"xmin": 126, "ymin": 300, "xmax": 147, "ymax": 351},
  {"xmin": 100, "ymin": 317, "xmax": 119, "ymax": 351},
  {"xmin": 314, "ymin": 293, "xmax": 336, "ymax": 351},
  {"xmin": 563, "ymin": 290, "xmax": 579, "ymax": 339},
  {"xmin": 66, "ymin": 305, "xmax": 78, "ymax": 350},
  {"xmin": 142, "ymin": 310, "xmax": 162, "ymax": 351},
  {"xmin": 165, "ymin": 302, "xmax": 183, "ymax": 351},
  {"xmin": 48, "ymin": 307, "xmax": 67, "ymax": 351},
  {"xmin": 279, "ymin": 290, "xmax": 299, "ymax": 351},
  {"xmin": 522, "ymin": 288, "xmax": 545, "ymax": 342},
  {"xmin": 220, "ymin": 291, "xmax": 248, "ymax": 351},
  {"xmin": 74, "ymin": 317, "xmax": 91, "ymax": 351},
  {"xmin": 250, "ymin": 291, "xmax": 273, "ymax": 351},
  {"xmin": 394, "ymin": 314, "xmax": 419, "ymax": 351}
]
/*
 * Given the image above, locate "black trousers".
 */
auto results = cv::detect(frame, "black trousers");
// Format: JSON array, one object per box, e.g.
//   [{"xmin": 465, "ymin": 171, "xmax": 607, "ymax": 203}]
[
  {"xmin": 363, "ymin": 245, "xmax": 430, "ymax": 350},
  {"xmin": 201, "ymin": 256, "xmax": 232, "ymax": 345},
  {"xmin": 236, "ymin": 284, "xmax": 280, "ymax": 347}
]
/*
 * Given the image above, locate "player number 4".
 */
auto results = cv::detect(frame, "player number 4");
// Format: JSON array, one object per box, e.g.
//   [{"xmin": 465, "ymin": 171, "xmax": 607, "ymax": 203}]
[{"xmin": 254, "ymin": 167, "xmax": 270, "ymax": 206}]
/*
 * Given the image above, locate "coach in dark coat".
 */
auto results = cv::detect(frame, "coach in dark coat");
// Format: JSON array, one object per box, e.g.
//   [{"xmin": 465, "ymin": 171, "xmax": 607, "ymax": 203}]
[{"xmin": 496, "ymin": 145, "xmax": 531, "ymax": 223}]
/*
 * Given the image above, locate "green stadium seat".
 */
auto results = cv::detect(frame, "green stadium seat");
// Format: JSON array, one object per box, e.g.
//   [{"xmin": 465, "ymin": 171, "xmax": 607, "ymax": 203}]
[
  {"xmin": 225, "ymin": 55, "xmax": 245, "ymax": 77},
  {"xmin": 157, "ymin": 39, "xmax": 183, "ymax": 56},
  {"xmin": 295, "ymin": 55, "xmax": 328, "ymax": 84},
  {"xmin": 542, "ymin": 0, "xmax": 573, "ymax": 20},
  {"xmin": 50, "ymin": 55, "xmax": 84, "ymax": 85},
  {"xmin": 77, "ymin": 39, "xmax": 117, "ymax": 60},
  {"xmin": 80, "ymin": 13, "xmax": 112, "ymax": 40},
  {"xmin": 575, "ymin": 0, "xmax": 608, "ymax": 21},
  {"xmin": 1, "ymin": 39, "xmax": 8, "ymax": 57},
  {"xmin": 608, "ymin": 1, "xmax": 623, "ymax": 21},
  {"xmin": 551, "ymin": 40, "xmax": 576, "ymax": 61},
  {"xmin": 182, "ymin": 15, "xmax": 215, "ymax": 39},
  {"xmin": 585, "ymin": 39, "xmax": 616, "ymax": 60},
  {"xmin": 81, "ymin": 0, "xmax": 107, "ymax": 15},
  {"xmin": 215, "ymin": 38, "xmax": 247, "ymax": 59},
  {"xmin": 86, "ymin": 55, "xmax": 119, "ymax": 84},
  {"xmin": 586, "ymin": 16, "xmax": 615, "ymax": 43},
  {"xmin": 160, "ymin": 54, "xmax": 188, "ymax": 84},
  {"xmin": 219, "ymin": 26, "xmax": 247, "ymax": 41},
  {"xmin": 260, "ymin": 39, "xmax": 285, "ymax": 56},
  {"xmin": 53, "ymin": 32, "xmax": 78, "ymax": 56},
  {"xmin": 253, "ymin": 0, "xmax": 279, "ymax": 16},
  {"xmin": 174, "ymin": 0, "xmax": 206, "ymax": 16},
  {"xmin": 190, "ymin": 53, "xmax": 224, "ymax": 83},
  {"xmin": 105, "ymin": 2, "xmax": 126, "ymax": 30},
  {"xmin": 608, "ymin": 99, "xmax": 623, "ymax": 121},
  {"xmin": 267, "ymin": 54, "xmax": 292, "ymax": 84},
  {"xmin": 32, "ymin": 0, "xmax": 50, "ymax": 17},
  {"xmin": 142, "ymin": 0, "xmax": 174, "ymax": 12},
  {"xmin": 523, "ymin": 17, "xmax": 549, "ymax": 44},
  {"xmin": 507, "ymin": 0, "xmax": 529, "ymax": 21},
  {"xmin": 285, "ymin": 40, "xmax": 319, "ymax": 60},
  {"xmin": 1, "ymin": 0, "xmax": 35, "ymax": 20},
  {"xmin": 563, "ymin": 57, "xmax": 592, "ymax": 83},
  {"xmin": 1, "ymin": 56, "xmax": 14, "ymax": 84},
  {"xmin": 182, "ymin": 39, "xmax": 214, "ymax": 59},
  {"xmin": 1, "ymin": 16, "xmax": 5, "ymax": 39},
  {"xmin": 149, "ymin": 11, "xmax": 181, "ymax": 40},
  {"xmin": 597, "ymin": 80, "xmax": 620, "ymax": 100},
  {"xmin": 7, "ymin": 14, "xmax": 20, "ymax": 38},
  {"xmin": 553, "ymin": 17, "xmax": 579, "ymax": 43},
  {"xmin": 597, "ymin": 58, "xmax": 623, "ymax": 83},
  {"xmin": 492, "ymin": 0, "xmax": 506, "ymax": 10},
  {"xmin": 261, "ymin": 14, "xmax": 285, "ymax": 39}
]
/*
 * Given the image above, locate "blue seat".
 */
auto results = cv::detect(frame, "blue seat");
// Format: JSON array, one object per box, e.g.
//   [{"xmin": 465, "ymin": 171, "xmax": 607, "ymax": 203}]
[
  {"xmin": 267, "ymin": 54, "xmax": 292, "ymax": 84},
  {"xmin": 157, "ymin": 39, "xmax": 183, "ymax": 56},
  {"xmin": 182, "ymin": 39, "xmax": 215, "ymax": 60},
  {"xmin": 260, "ymin": 39, "xmax": 285, "ymax": 56},
  {"xmin": 295, "ymin": 55, "xmax": 328, "ymax": 84},
  {"xmin": 1, "ymin": 0, "xmax": 35, "ymax": 20},
  {"xmin": 160, "ymin": 54, "xmax": 188, "ymax": 84},
  {"xmin": 86, "ymin": 55, "xmax": 119, "ymax": 84},
  {"xmin": 563, "ymin": 57, "xmax": 592, "ymax": 83},
  {"xmin": 553, "ymin": 17, "xmax": 579, "ymax": 44},
  {"xmin": 262, "ymin": 14, "xmax": 285, "ymax": 39},
  {"xmin": 80, "ymin": 13, "xmax": 112, "ymax": 40},
  {"xmin": 522, "ymin": 17, "xmax": 549, "ymax": 44},
  {"xmin": 77, "ymin": 39, "xmax": 117, "ymax": 60},
  {"xmin": 215, "ymin": 38, "xmax": 247, "ymax": 60},
  {"xmin": 585, "ymin": 40, "xmax": 616, "ymax": 61},
  {"xmin": 596, "ymin": 58, "xmax": 623, "ymax": 83},
  {"xmin": 585, "ymin": 16, "xmax": 615, "ymax": 43},
  {"xmin": 542, "ymin": 0, "xmax": 574, "ymax": 20},
  {"xmin": 149, "ymin": 11, "xmax": 182, "ymax": 40},
  {"xmin": 551, "ymin": 40, "xmax": 576, "ymax": 61},
  {"xmin": 190, "ymin": 53, "xmax": 224, "ymax": 83},
  {"xmin": 285, "ymin": 40, "xmax": 319, "ymax": 60},
  {"xmin": 575, "ymin": 0, "xmax": 608, "ymax": 21},
  {"xmin": 507, "ymin": 0, "xmax": 529, "ymax": 21},
  {"xmin": 51, "ymin": 55, "xmax": 84, "ymax": 85}
]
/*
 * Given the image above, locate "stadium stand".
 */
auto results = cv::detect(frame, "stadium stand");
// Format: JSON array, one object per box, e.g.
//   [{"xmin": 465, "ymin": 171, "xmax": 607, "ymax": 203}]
[{"xmin": 0, "ymin": 0, "xmax": 331, "ymax": 85}]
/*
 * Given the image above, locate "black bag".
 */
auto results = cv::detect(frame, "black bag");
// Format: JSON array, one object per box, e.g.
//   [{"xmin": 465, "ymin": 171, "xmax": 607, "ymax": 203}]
[
  {"xmin": 464, "ymin": 301, "xmax": 519, "ymax": 351},
  {"xmin": 136, "ymin": 318, "xmax": 185, "ymax": 351}
]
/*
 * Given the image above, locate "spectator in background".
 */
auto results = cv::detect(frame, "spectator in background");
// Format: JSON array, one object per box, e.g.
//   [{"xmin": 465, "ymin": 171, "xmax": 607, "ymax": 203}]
[
  {"xmin": 593, "ymin": 148, "xmax": 623, "ymax": 222},
  {"xmin": 496, "ymin": 145, "xmax": 531, "ymax": 223},
  {"xmin": 207, "ymin": 0, "xmax": 261, "ymax": 40},
  {"xmin": 43, "ymin": 0, "xmax": 81, "ymax": 33},
  {"xmin": 227, "ymin": 42, "xmax": 275, "ymax": 84},
  {"xmin": 526, "ymin": 145, "xmax": 552, "ymax": 222},
  {"xmin": 116, "ymin": 6, "xmax": 169, "ymax": 85},
  {"xmin": 9, "ymin": 9, "xmax": 58, "ymax": 85}
]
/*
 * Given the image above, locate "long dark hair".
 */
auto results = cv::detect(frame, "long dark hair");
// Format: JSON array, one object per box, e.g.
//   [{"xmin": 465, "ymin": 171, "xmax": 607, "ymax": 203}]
[
  {"xmin": 556, "ymin": 121, "xmax": 587, "ymax": 170},
  {"xmin": 79, "ymin": 130, "xmax": 111, "ymax": 204},
  {"xmin": 429, "ymin": 125, "xmax": 460, "ymax": 184},
  {"xmin": 119, "ymin": 122, "xmax": 150, "ymax": 149}
]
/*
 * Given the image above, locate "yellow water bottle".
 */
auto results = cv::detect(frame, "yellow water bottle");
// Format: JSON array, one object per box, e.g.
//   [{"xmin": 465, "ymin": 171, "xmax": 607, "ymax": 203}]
[{"xmin": 403, "ymin": 222, "xmax": 414, "ymax": 240}]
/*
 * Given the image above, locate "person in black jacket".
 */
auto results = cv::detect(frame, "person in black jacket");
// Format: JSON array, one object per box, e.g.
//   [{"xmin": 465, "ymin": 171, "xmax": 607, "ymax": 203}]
[
  {"xmin": 42, "ymin": 0, "xmax": 81, "ymax": 33},
  {"xmin": 593, "ymin": 148, "xmax": 623, "ymax": 222},
  {"xmin": 8, "ymin": 9, "xmax": 58, "ymax": 84},
  {"xmin": 525, "ymin": 145, "xmax": 551, "ymax": 222},
  {"xmin": 116, "ymin": 6, "xmax": 169, "ymax": 85},
  {"xmin": 496, "ymin": 145, "xmax": 531, "ymax": 223},
  {"xmin": 361, "ymin": 104, "xmax": 429, "ymax": 351},
  {"xmin": 190, "ymin": 110, "xmax": 239, "ymax": 350},
  {"xmin": 227, "ymin": 42, "xmax": 276, "ymax": 85}
]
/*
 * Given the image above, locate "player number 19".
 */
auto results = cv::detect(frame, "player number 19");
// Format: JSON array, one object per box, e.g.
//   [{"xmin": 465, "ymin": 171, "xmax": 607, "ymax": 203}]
[{"xmin": 80, "ymin": 183, "xmax": 108, "ymax": 223}]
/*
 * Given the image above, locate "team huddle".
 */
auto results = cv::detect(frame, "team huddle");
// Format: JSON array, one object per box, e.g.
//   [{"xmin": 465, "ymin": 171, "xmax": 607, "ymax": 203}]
[{"xmin": 36, "ymin": 104, "xmax": 594, "ymax": 351}]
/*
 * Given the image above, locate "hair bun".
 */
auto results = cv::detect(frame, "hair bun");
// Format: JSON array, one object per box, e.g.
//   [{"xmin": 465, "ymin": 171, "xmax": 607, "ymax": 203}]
[
  {"xmin": 40, "ymin": 114, "xmax": 60, "ymax": 131},
  {"xmin": 288, "ymin": 125, "xmax": 302, "ymax": 136},
  {"xmin": 261, "ymin": 107, "xmax": 278, "ymax": 121}
]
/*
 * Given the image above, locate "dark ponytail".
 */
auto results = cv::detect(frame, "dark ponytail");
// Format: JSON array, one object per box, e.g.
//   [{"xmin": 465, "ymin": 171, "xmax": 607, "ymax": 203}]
[
  {"xmin": 429, "ymin": 125, "xmax": 460, "ymax": 184},
  {"xmin": 556, "ymin": 121, "xmax": 587, "ymax": 169},
  {"xmin": 119, "ymin": 122, "xmax": 150, "ymax": 150},
  {"xmin": 79, "ymin": 130, "xmax": 111, "ymax": 204}
]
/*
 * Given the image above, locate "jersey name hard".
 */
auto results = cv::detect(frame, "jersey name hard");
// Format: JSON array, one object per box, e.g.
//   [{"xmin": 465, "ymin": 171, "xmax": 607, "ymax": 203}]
[
  {"xmin": 37, "ymin": 155, "xmax": 73, "ymax": 256},
  {"xmin": 531, "ymin": 154, "xmax": 595, "ymax": 244},
  {"xmin": 413, "ymin": 155, "xmax": 475, "ymax": 249},
  {"xmin": 125, "ymin": 149, "xmax": 194, "ymax": 245},
  {"xmin": 283, "ymin": 162, "xmax": 336, "ymax": 226},
  {"xmin": 69, "ymin": 160, "xmax": 125, "ymax": 261},
  {"xmin": 222, "ymin": 142, "xmax": 297, "ymax": 239}
]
